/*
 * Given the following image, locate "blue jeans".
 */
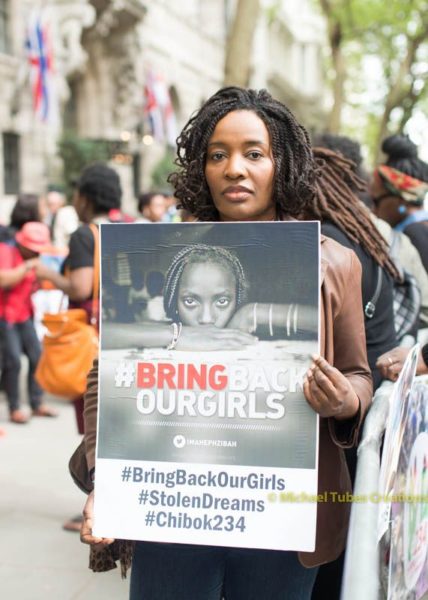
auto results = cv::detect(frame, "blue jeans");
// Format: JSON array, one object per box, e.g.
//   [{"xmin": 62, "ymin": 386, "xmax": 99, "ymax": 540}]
[
  {"xmin": 129, "ymin": 542, "xmax": 318, "ymax": 600},
  {"xmin": 0, "ymin": 319, "xmax": 43, "ymax": 412}
]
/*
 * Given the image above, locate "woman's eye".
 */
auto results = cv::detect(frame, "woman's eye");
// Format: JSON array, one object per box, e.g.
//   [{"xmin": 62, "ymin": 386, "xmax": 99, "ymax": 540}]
[
  {"xmin": 216, "ymin": 297, "xmax": 230, "ymax": 308},
  {"xmin": 183, "ymin": 297, "xmax": 197, "ymax": 307},
  {"xmin": 248, "ymin": 151, "xmax": 262, "ymax": 160},
  {"xmin": 210, "ymin": 152, "xmax": 225, "ymax": 161}
]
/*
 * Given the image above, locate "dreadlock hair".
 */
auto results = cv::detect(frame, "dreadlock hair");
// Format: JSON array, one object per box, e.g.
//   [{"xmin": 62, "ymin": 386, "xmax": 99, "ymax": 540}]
[
  {"xmin": 168, "ymin": 86, "xmax": 316, "ymax": 221},
  {"xmin": 310, "ymin": 147, "xmax": 400, "ymax": 280},
  {"xmin": 163, "ymin": 244, "xmax": 248, "ymax": 321}
]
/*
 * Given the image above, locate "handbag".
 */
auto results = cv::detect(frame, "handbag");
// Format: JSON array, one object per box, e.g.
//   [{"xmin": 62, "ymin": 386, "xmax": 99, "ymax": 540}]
[
  {"xmin": 35, "ymin": 224, "xmax": 100, "ymax": 398},
  {"xmin": 69, "ymin": 439, "xmax": 93, "ymax": 494},
  {"xmin": 365, "ymin": 232, "xmax": 421, "ymax": 341}
]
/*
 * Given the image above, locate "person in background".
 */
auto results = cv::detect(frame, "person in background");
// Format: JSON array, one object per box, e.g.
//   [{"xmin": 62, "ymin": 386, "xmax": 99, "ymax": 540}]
[
  {"xmin": 45, "ymin": 188, "xmax": 79, "ymax": 249},
  {"xmin": 137, "ymin": 191, "xmax": 167, "ymax": 223},
  {"xmin": 0, "ymin": 194, "xmax": 50, "ymax": 390},
  {"xmin": 315, "ymin": 133, "xmax": 428, "ymax": 328},
  {"xmin": 311, "ymin": 142, "xmax": 398, "ymax": 391},
  {"xmin": 0, "ymin": 222, "xmax": 57, "ymax": 423},
  {"xmin": 35, "ymin": 163, "xmax": 123, "ymax": 416},
  {"xmin": 377, "ymin": 343, "xmax": 428, "ymax": 381},
  {"xmin": 314, "ymin": 133, "xmax": 370, "ymax": 194},
  {"xmin": 34, "ymin": 163, "xmax": 122, "ymax": 530},
  {"xmin": 161, "ymin": 191, "xmax": 181, "ymax": 222},
  {"xmin": 371, "ymin": 135, "xmax": 428, "ymax": 272},
  {"xmin": 310, "ymin": 137, "xmax": 398, "ymax": 600},
  {"xmin": 0, "ymin": 193, "xmax": 46, "ymax": 243}
]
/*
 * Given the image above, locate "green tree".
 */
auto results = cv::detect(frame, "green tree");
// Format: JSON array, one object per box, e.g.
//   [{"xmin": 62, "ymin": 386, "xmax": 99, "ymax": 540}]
[
  {"xmin": 58, "ymin": 131, "xmax": 112, "ymax": 200},
  {"xmin": 317, "ymin": 0, "xmax": 428, "ymax": 160},
  {"xmin": 151, "ymin": 149, "xmax": 175, "ymax": 191}
]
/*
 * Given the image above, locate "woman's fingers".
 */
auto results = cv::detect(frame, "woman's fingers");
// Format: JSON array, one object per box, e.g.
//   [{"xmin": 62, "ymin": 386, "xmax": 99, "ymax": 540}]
[
  {"xmin": 304, "ymin": 370, "xmax": 338, "ymax": 415},
  {"xmin": 80, "ymin": 491, "xmax": 115, "ymax": 547},
  {"xmin": 310, "ymin": 355, "xmax": 344, "ymax": 389},
  {"xmin": 376, "ymin": 347, "xmax": 409, "ymax": 381},
  {"xmin": 309, "ymin": 363, "xmax": 337, "ymax": 398},
  {"xmin": 304, "ymin": 356, "xmax": 359, "ymax": 419}
]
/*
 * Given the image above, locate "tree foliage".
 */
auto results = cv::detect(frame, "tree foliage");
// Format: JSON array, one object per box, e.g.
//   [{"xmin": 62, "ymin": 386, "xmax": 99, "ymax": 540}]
[
  {"xmin": 57, "ymin": 131, "xmax": 114, "ymax": 200},
  {"xmin": 318, "ymin": 0, "xmax": 428, "ymax": 161}
]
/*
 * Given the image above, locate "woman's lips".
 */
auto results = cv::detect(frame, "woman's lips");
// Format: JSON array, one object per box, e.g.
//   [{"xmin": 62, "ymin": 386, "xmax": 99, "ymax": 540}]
[{"xmin": 222, "ymin": 187, "xmax": 253, "ymax": 201}]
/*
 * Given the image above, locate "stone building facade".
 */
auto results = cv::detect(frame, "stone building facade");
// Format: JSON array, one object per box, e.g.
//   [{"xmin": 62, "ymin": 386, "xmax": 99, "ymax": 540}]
[{"xmin": 0, "ymin": 0, "xmax": 327, "ymax": 220}]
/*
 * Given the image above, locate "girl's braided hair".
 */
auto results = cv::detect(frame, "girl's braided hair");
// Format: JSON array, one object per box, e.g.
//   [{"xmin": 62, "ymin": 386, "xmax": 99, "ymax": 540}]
[
  {"xmin": 163, "ymin": 244, "xmax": 248, "ymax": 320},
  {"xmin": 168, "ymin": 86, "xmax": 398, "ymax": 280}
]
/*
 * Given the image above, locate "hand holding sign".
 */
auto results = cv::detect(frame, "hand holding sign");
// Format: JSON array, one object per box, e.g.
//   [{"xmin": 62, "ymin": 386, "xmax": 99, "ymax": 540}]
[{"xmin": 303, "ymin": 355, "xmax": 360, "ymax": 420}]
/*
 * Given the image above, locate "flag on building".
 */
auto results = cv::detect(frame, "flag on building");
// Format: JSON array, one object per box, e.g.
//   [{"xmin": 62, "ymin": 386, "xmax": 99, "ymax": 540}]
[
  {"xmin": 25, "ymin": 10, "xmax": 58, "ymax": 124},
  {"xmin": 143, "ymin": 71, "xmax": 177, "ymax": 146}
]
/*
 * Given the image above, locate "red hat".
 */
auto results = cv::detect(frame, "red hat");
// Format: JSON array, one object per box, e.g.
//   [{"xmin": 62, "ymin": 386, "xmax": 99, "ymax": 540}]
[{"xmin": 15, "ymin": 222, "xmax": 52, "ymax": 253}]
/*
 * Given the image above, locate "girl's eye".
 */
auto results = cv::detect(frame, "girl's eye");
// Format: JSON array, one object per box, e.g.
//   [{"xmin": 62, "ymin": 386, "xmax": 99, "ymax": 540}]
[
  {"xmin": 183, "ymin": 297, "xmax": 197, "ymax": 307},
  {"xmin": 216, "ymin": 297, "xmax": 230, "ymax": 307}
]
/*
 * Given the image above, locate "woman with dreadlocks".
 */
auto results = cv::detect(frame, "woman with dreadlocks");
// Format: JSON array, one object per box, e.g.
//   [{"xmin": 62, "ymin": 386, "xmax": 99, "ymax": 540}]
[
  {"xmin": 311, "ymin": 146, "xmax": 399, "ymax": 391},
  {"xmin": 80, "ymin": 87, "xmax": 372, "ymax": 600},
  {"xmin": 308, "ymin": 147, "xmax": 399, "ymax": 600}
]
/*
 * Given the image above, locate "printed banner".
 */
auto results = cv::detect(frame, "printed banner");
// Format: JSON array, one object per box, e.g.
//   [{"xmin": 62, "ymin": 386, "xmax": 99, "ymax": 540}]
[
  {"xmin": 378, "ymin": 345, "xmax": 420, "ymax": 540},
  {"xmin": 388, "ymin": 382, "xmax": 428, "ymax": 600},
  {"xmin": 94, "ymin": 222, "xmax": 320, "ymax": 551}
]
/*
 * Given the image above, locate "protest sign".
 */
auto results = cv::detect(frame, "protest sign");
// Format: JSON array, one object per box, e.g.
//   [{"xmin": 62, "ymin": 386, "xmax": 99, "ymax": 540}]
[
  {"xmin": 93, "ymin": 222, "xmax": 320, "ymax": 551},
  {"xmin": 378, "ymin": 345, "xmax": 420, "ymax": 541},
  {"xmin": 388, "ymin": 382, "xmax": 428, "ymax": 600}
]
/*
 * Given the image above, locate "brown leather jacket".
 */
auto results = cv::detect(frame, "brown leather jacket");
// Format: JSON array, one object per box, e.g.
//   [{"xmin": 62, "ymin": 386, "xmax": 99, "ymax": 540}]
[{"xmin": 83, "ymin": 235, "xmax": 372, "ymax": 568}]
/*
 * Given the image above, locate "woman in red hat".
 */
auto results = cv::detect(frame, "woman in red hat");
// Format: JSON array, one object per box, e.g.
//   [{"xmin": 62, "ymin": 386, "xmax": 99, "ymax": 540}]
[{"xmin": 0, "ymin": 222, "xmax": 57, "ymax": 423}]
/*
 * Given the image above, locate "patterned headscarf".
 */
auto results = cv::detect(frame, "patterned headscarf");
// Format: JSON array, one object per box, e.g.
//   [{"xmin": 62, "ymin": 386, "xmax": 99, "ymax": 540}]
[{"xmin": 376, "ymin": 165, "xmax": 428, "ymax": 205}]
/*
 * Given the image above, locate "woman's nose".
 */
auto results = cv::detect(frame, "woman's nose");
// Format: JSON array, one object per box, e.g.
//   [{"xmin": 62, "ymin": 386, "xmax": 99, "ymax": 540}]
[
  {"xmin": 224, "ymin": 154, "xmax": 245, "ymax": 179},
  {"xmin": 198, "ymin": 303, "xmax": 215, "ymax": 325}
]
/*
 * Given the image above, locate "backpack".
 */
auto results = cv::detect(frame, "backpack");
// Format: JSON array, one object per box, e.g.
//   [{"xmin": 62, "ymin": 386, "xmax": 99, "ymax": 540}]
[
  {"xmin": 390, "ymin": 231, "xmax": 421, "ymax": 340},
  {"xmin": 366, "ymin": 232, "xmax": 421, "ymax": 340}
]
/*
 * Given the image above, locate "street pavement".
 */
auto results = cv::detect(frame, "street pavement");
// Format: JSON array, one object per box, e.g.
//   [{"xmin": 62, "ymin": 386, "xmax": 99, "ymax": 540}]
[{"xmin": 0, "ymin": 390, "xmax": 129, "ymax": 600}]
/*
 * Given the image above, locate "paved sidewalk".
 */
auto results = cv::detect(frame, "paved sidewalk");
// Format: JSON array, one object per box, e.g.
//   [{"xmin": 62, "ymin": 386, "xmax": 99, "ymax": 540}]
[{"xmin": 0, "ymin": 394, "xmax": 129, "ymax": 600}]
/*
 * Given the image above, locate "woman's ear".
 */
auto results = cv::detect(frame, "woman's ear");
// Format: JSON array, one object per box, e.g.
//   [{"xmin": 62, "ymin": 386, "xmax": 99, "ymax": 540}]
[{"xmin": 398, "ymin": 204, "xmax": 407, "ymax": 214}]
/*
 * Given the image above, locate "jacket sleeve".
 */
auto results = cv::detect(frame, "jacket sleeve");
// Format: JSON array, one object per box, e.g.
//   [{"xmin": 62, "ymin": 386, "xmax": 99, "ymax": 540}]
[
  {"xmin": 83, "ymin": 358, "xmax": 99, "ymax": 471},
  {"xmin": 328, "ymin": 251, "xmax": 373, "ymax": 448}
]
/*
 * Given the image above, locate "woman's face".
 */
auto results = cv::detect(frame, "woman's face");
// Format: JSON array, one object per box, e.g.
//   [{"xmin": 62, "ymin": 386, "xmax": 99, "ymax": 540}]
[
  {"xmin": 369, "ymin": 176, "xmax": 405, "ymax": 227},
  {"xmin": 177, "ymin": 261, "xmax": 237, "ymax": 327},
  {"xmin": 205, "ymin": 110, "xmax": 275, "ymax": 222}
]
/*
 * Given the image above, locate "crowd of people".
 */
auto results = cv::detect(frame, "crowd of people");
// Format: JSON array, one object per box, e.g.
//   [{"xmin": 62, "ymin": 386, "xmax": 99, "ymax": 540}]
[{"xmin": 1, "ymin": 85, "xmax": 427, "ymax": 599}]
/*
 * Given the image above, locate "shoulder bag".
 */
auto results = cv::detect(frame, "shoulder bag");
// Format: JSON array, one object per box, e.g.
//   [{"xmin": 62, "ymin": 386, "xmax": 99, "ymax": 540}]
[{"xmin": 35, "ymin": 224, "xmax": 100, "ymax": 398}]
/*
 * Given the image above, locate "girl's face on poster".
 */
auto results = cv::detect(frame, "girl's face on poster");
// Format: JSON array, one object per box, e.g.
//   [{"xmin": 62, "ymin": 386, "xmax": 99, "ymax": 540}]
[
  {"xmin": 204, "ymin": 110, "xmax": 276, "ymax": 222},
  {"xmin": 177, "ymin": 261, "xmax": 237, "ymax": 327}
]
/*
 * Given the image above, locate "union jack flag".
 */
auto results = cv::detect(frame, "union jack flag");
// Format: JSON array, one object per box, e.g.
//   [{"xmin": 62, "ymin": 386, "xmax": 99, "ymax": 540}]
[
  {"xmin": 25, "ymin": 11, "xmax": 57, "ymax": 123},
  {"xmin": 144, "ymin": 71, "xmax": 177, "ymax": 146}
]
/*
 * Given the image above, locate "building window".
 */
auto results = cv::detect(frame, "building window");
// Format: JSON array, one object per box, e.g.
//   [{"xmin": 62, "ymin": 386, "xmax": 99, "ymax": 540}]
[
  {"xmin": 3, "ymin": 132, "xmax": 20, "ymax": 194},
  {"xmin": 0, "ymin": 0, "xmax": 9, "ymax": 54}
]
